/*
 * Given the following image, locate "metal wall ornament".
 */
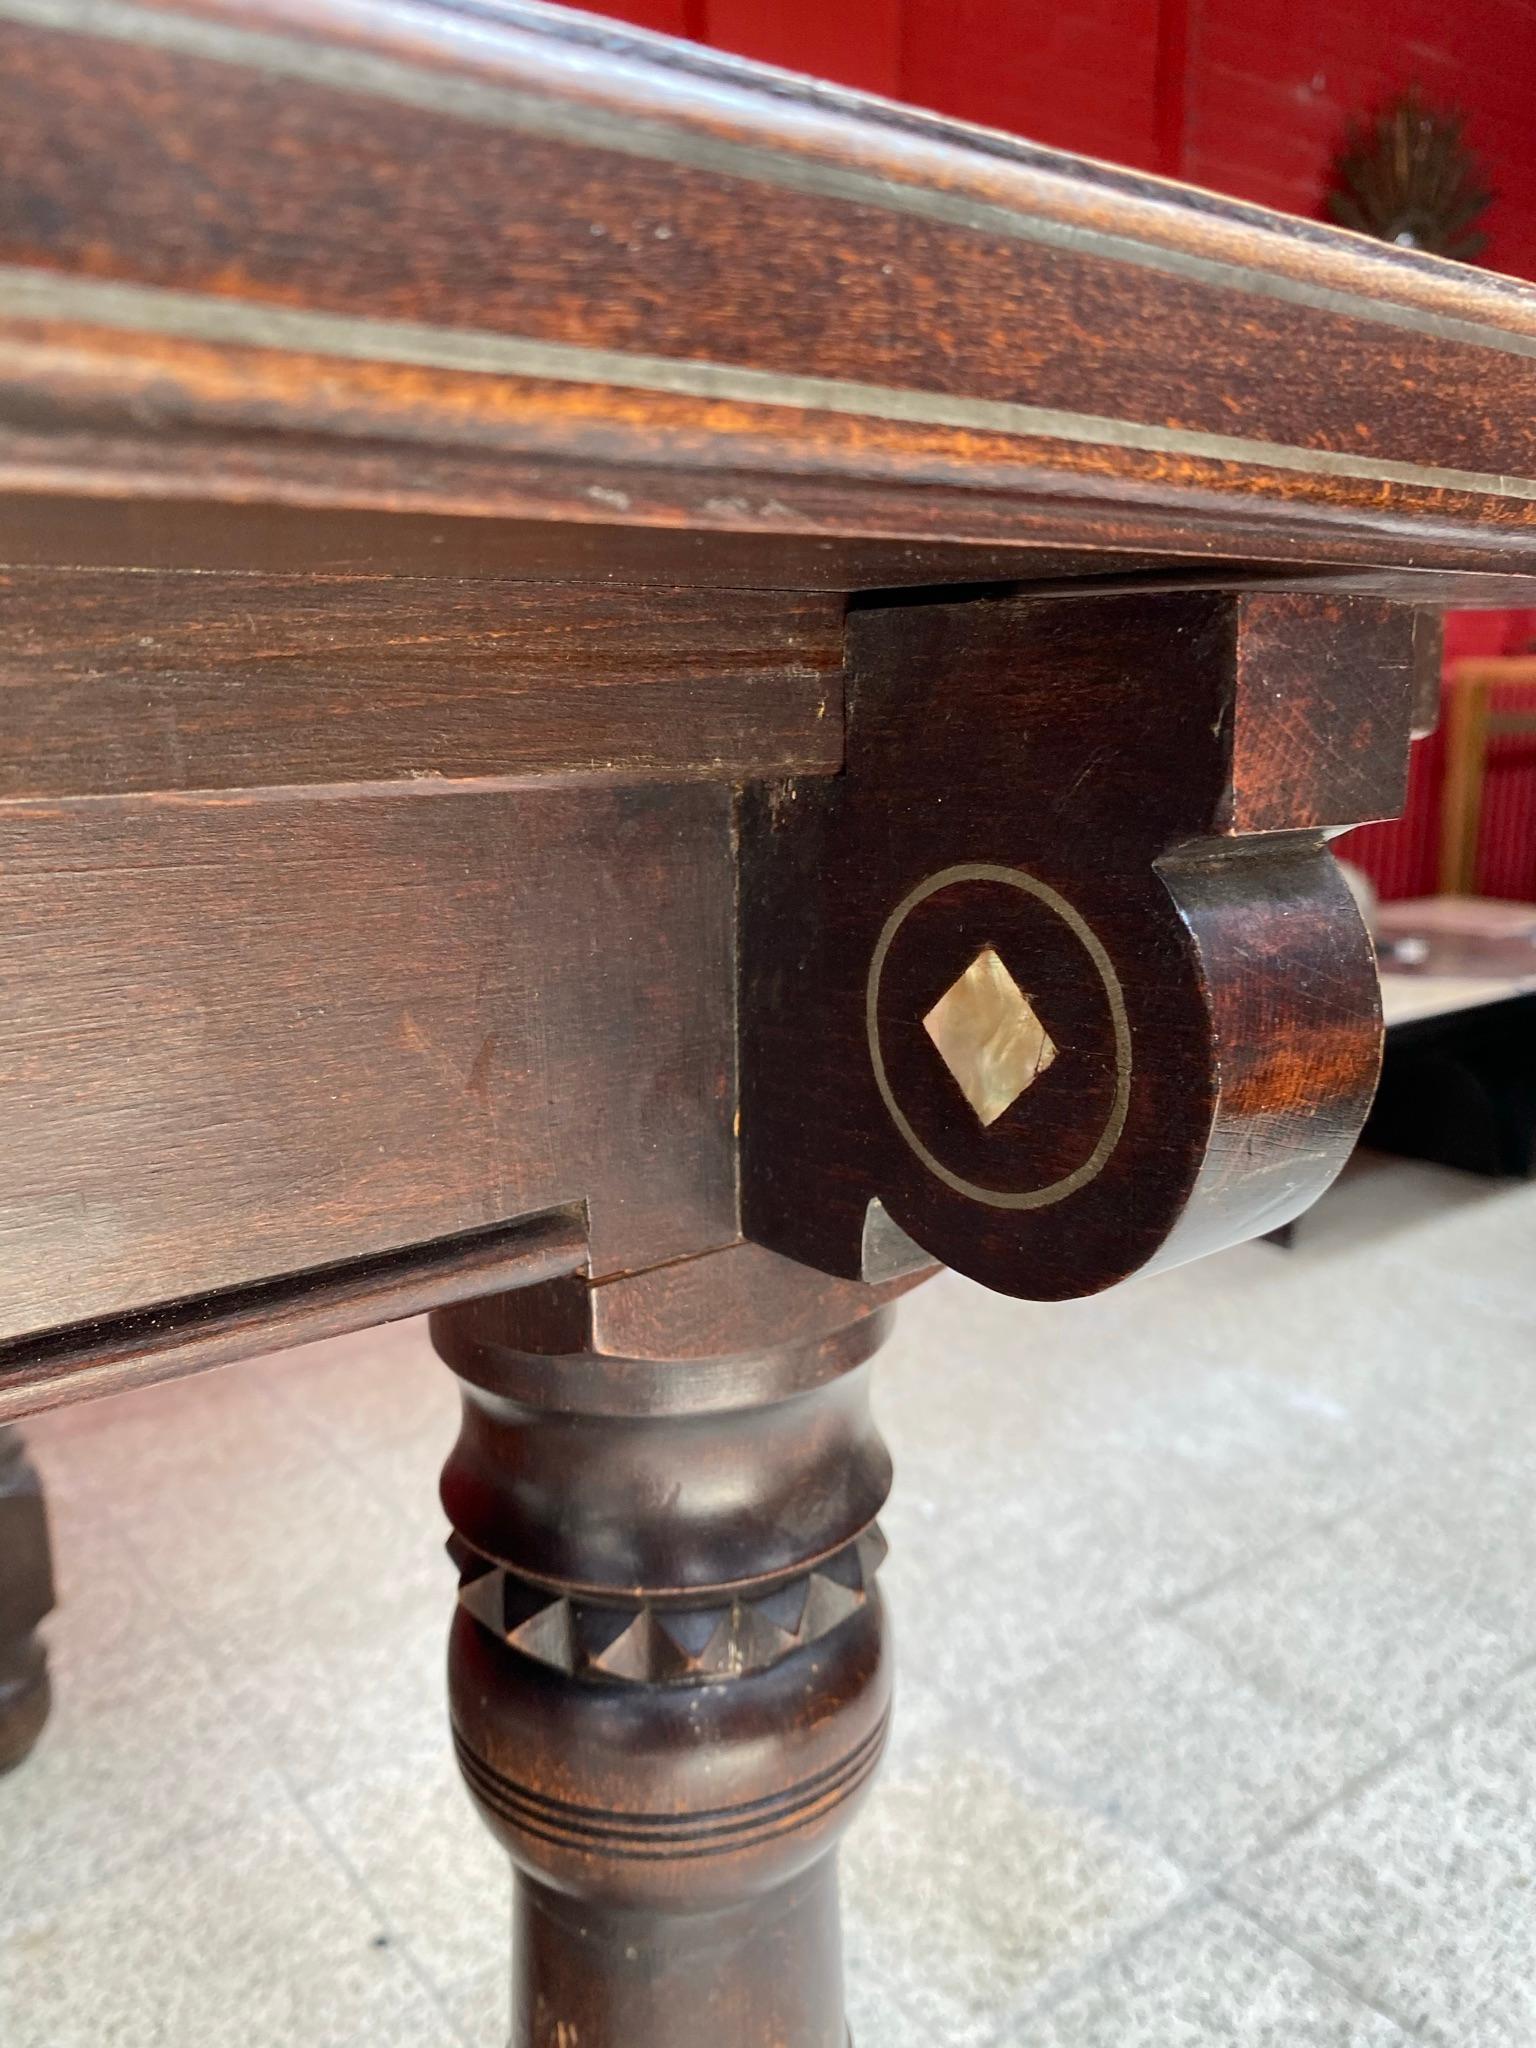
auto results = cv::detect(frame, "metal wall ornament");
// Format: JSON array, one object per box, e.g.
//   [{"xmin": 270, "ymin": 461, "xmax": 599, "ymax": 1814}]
[{"xmin": 1327, "ymin": 85, "xmax": 1494, "ymax": 261}]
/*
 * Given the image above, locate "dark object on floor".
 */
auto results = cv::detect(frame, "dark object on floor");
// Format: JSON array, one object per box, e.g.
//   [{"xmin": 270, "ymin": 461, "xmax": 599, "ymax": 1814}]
[
  {"xmin": 1366, "ymin": 992, "xmax": 1536, "ymax": 1178},
  {"xmin": 0, "ymin": 1429, "xmax": 54, "ymax": 1773}
]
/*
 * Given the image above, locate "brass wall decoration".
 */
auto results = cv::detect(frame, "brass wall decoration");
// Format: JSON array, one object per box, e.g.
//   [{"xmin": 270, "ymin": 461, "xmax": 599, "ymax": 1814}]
[{"xmin": 1327, "ymin": 85, "xmax": 1494, "ymax": 260}]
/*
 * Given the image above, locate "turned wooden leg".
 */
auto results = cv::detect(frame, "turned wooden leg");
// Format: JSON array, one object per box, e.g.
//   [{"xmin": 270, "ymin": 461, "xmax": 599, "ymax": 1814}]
[
  {"xmin": 430, "ymin": 1254, "xmax": 906, "ymax": 2048},
  {"xmin": 0, "ymin": 1426, "xmax": 55, "ymax": 1773}
]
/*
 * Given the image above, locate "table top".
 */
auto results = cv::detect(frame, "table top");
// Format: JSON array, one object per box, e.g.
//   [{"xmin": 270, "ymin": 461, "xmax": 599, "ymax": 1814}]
[{"xmin": 4, "ymin": 0, "xmax": 1536, "ymax": 595}]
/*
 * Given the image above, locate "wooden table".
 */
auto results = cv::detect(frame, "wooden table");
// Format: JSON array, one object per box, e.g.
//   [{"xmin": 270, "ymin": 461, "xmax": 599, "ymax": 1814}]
[{"xmin": 3, "ymin": 3, "xmax": 1536, "ymax": 2040}]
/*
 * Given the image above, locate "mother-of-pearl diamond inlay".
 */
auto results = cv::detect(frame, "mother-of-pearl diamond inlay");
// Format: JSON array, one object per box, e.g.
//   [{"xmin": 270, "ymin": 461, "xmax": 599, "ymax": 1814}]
[{"xmin": 922, "ymin": 946, "xmax": 1058, "ymax": 1127}]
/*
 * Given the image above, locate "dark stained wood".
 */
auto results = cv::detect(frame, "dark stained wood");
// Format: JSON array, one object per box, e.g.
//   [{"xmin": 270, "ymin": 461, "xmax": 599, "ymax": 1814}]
[
  {"xmin": 740, "ymin": 587, "xmax": 1412, "ymax": 1298},
  {"xmin": 17, "ymin": 494, "xmax": 1536, "ymax": 609},
  {"xmin": 0, "ymin": 494, "xmax": 1193, "ymax": 591},
  {"xmin": 0, "ymin": 1208, "xmax": 586, "ymax": 1423},
  {"xmin": 0, "ymin": 7, "xmax": 1513, "ymax": 2043},
  {"xmin": 0, "ymin": 784, "xmax": 735, "ymax": 1340},
  {"xmin": 449, "ymin": 1239, "xmax": 934, "ymax": 1381},
  {"xmin": 1152, "ymin": 836, "xmax": 1383, "ymax": 1266},
  {"xmin": 0, "ymin": 569, "xmax": 842, "ymax": 800},
  {"xmin": 7, "ymin": 303, "xmax": 1536, "ymax": 582},
  {"xmin": 437, "ymin": 1242, "xmax": 931, "ymax": 1429},
  {"xmin": 0, "ymin": 1427, "xmax": 54, "ymax": 1773},
  {"xmin": 0, "ymin": 494, "xmax": 1176, "ymax": 588},
  {"xmin": 1411, "ymin": 609, "xmax": 1445, "ymax": 737},
  {"xmin": 1221, "ymin": 594, "xmax": 1414, "ymax": 833},
  {"xmin": 14, "ymin": 0, "xmax": 1525, "ymax": 479},
  {"xmin": 431, "ymin": 1270, "xmax": 899, "ymax": 2048},
  {"xmin": 4, "ymin": 0, "xmax": 1536, "ymax": 577}
]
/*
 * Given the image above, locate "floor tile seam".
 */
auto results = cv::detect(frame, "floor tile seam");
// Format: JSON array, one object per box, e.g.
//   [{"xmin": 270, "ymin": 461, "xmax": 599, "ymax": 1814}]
[
  {"xmin": 1173, "ymin": 1601, "xmax": 1536, "ymax": 1750},
  {"xmin": 292, "ymin": 1778, "xmax": 476, "ymax": 2046},
  {"xmin": 1152, "ymin": 1404, "xmax": 1536, "ymax": 1647},
  {"xmin": 390, "ymin": 1937, "xmax": 491, "ymax": 2048},
  {"xmin": 37, "ymin": 1489, "xmax": 292, "ymax": 1714},
  {"xmin": 1214, "ymin": 1890, "xmax": 1429, "ymax": 2039},
  {"xmin": 963, "ymin": 1710, "xmax": 1212, "ymax": 1873},
  {"xmin": 88, "ymin": 1498, "xmax": 261, "ymax": 1675},
  {"xmin": 1213, "ymin": 1642, "xmax": 1536, "ymax": 1885},
  {"xmin": 967, "ymin": 1481, "xmax": 1420, "ymax": 1717},
  {"xmin": 0, "ymin": 1800, "xmax": 258, "ymax": 1943},
  {"xmin": 79, "ymin": 1503, "xmax": 394, "ymax": 1799},
  {"xmin": 922, "ymin": 1544, "xmax": 1348, "ymax": 1712},
  {"xmin": 432, "ymin": 1962, "xmax": 506, "ymax": 2048},
  {"xmin": 1158, "ymin": 1603, "xmax": 1396, "ymax": 1741},
  {"xmin": 972, "ymin": 1872, "xmax": 1223, "ymax": 2045},
  {"xmin": 246, "ymin": 1353, "xmax": 440, "ymax": 1529},
  {"xmin": 1142, "ymin": 1484, "xmax": 1420, "ymax": 1633},
  {"xmin": 983, "ymin": 1679, "xmax": 1392, "ymax": 1898},
  {"xmin": 92, "ymin": 1410, "xmax": 452, "ymax": 1658}
]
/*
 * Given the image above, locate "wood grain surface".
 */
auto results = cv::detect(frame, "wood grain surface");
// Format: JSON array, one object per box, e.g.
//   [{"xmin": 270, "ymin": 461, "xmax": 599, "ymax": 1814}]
[
  {"xmin": 0, "ymin": 783, "xmax": 737, "ymax": 1339},
  {"xmin": 2, "ymin": 0, "xmax": 1536, "ymax": 580},
  {"xmin": 0, "ymin": 1209, "xmax": 587, "ymax": 1421},
  {"xmin": 13, "ymin": 496, "xmax": 1536, "ymax": 609},
  {"xmin": 432, "ymin": 1278, "xmax": 897, "ymax": 2048},
  {"xmin": 741, "ymin": 586, "xmax": 1411, "ymax": 1297},
  {"xmin": 0, "ymin": 495, "xmax": 1168, "ymax": 590},
  {"xmin": 0, "ymin": 569, "xmax": 841, "ymax": 799}
]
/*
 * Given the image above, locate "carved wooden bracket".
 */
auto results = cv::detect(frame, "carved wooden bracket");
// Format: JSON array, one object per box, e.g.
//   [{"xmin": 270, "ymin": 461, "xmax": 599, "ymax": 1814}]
[{"xmin": 741, "ymin": 588, "xmax": 1417, "ymax": 1300}]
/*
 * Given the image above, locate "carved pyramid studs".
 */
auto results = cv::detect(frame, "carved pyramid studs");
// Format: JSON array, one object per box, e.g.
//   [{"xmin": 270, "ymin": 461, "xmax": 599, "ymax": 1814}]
[
  {"xmin": 453, "ymin": 1525, "xmax": 887, "ymax": 1686},
  {"xmin": 923, "ymin": 945, "xmax": 1057, "ymax": 1127}
]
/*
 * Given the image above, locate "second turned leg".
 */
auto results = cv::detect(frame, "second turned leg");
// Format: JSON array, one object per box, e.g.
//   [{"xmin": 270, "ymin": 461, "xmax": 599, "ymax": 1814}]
[
  {"xmin": 430, "ymin": 1261, "xmax": 902, "ymax": 2048},
  {"xmin": 0, "ymin": 1426, "xmax": 55, "ymax": 1773}
]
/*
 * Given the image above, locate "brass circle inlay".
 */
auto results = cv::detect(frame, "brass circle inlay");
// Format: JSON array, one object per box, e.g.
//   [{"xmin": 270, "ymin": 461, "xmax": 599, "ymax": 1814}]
[{"xmin": 865, "ymin": 863, "xmax": 1133, "ymax": 1211}]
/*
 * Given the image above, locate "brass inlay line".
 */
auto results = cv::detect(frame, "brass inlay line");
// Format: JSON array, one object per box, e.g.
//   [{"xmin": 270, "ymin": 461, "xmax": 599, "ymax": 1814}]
[
  {"xmin": 10, "ymin": 0, "xmax": 1536, "ymax": 374},
  {"xmin": 7, "ymin": 266, "xmax": 1536, "ymax": 505},
  {"xmin": 866, "ymin": 864, "xmax": 1132, "ymax": 1211}
]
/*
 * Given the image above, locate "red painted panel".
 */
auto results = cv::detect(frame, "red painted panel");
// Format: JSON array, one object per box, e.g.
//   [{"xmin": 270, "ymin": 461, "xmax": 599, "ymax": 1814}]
[
  {"xmin": 1185, "ymin": 0, "xmax": 1536, "ymax": 278},
  {"xmin": 704, "ymin": 0, "xmax": 904, "ymax": 94},
  {"xmin": 587, "ymin": 0, "xmax": 695, "ymax": 33},
  {"xmin": 1477, "ymin": 713, "xmax": 1536, "ymax": 900},
  {"xmin": 898, "ymin": 0, "xmax": 1162, "ymax": 168},
  {"xmin": 1337, "ymin": 613, "xmax": 1536, "ymax": 902},
  {"xmin": 1335, "ymin": 732, "xmax": 1445, "ymax": 903}
]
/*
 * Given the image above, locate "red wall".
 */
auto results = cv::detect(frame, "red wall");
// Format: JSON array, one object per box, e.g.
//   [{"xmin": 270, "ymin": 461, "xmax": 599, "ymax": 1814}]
[
  {"xmin": 1181, "ymin": 0, "xmax": 1536, "ymax": 282},
  {"xmin": 596, "ymin": 0, "xmax": 1536, "ymax": 281},
  {"xmin": 1337, "ymin": 613, "xmax": 1536, "ymax": 904}
]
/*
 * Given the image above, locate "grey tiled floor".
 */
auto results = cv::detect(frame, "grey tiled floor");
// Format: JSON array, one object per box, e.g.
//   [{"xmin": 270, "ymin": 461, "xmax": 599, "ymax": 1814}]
[{"xmin": 4, "ymin": 1153, "xmax": 1535, "ymax": 2045}]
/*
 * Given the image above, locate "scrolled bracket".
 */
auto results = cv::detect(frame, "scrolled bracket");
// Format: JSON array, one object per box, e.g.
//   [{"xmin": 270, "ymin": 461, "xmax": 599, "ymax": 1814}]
[{"xmin": 740, "ymin": 587, "xmax": 1419, "ymax": 1300}]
